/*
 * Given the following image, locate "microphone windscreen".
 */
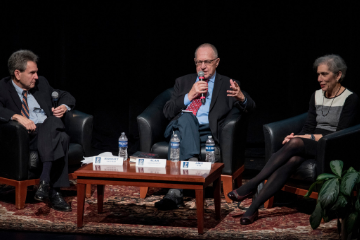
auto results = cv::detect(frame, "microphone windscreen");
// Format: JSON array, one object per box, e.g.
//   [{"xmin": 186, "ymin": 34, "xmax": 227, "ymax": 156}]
[
  {"xmin": 51, "ymin": 91, "xmax": 59, "ymax": 100},
  {"xmin": 198, "ymin": 71, "xmax": 204, "ymax": 77}
]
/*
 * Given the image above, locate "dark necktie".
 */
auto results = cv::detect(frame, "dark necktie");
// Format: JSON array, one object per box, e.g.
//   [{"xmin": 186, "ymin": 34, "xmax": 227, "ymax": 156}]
[
  {"xmin": 21, "ymin": 91, "xmax": 30, "ymax": 119},
  {"xmin": 185, "ymin": 79, "xmax": 208, "ymax": 116}
]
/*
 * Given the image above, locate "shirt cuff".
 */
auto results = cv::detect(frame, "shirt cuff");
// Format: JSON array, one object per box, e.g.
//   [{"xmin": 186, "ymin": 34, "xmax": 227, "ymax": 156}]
[
  {"xmin": 61, "ymin": 104, "xmax": 71, "ymax": 112},
  {"xmin": 240, "ymin": 97, "xmax": 247, "ymax": 106},
  {"xmin": 184, "ymin": 94, "xmax": 191, "ymax": 106}
]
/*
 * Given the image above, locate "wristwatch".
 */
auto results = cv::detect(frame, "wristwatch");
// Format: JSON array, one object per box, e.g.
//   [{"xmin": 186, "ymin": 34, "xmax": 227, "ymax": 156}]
[{"xmin": 310, "ymin": 134, "xmax": 315, "ymax": 141}]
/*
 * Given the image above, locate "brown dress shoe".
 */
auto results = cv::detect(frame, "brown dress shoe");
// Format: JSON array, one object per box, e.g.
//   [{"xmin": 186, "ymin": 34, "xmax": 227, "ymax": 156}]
[
  {"xmin": 240, "ymin": 210, "xmax": 259, "ymax": 225},
  {"xmin": 227, "ymin": 190, "xmax": 255, "ymax": 202}
]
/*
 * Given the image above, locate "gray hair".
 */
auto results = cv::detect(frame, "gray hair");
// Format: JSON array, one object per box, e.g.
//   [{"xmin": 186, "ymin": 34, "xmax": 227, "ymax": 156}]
[
  {"xmin": 314, "ymin": 54, "xmax": 347, "ymax": 82},
  {"xmin": 8, "ymin": 50, "xmax": 38, "ymax": 77},
  {"xmin": 194, "ymin": 43, "xmax": 218, "ymax": 59}
]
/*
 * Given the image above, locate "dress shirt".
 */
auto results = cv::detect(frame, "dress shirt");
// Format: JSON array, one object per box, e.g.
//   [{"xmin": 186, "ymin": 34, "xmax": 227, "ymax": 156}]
[
  {"xmin": 11, "ymin": 80, "xmax": 70, "ymax": 124},
  {"xmin": 184, "ymin": 72, "xmax": 247, "ymax": 124}
]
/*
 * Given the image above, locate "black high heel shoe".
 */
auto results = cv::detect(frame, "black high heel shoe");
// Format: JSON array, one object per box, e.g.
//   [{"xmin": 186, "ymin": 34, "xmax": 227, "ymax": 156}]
[
  {"xmin": 240, "ymin": 210, "xmax": 259, "ymax": 225},
  {"xmin": 227, "ymin": 190, "xmax": 255, "ymax": 202}
]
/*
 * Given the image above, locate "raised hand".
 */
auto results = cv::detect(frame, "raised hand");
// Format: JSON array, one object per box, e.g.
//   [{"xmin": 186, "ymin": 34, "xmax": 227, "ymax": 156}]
[
  {"xmin": 227, "ymin": 79, "xmax": 245, "ymax": 102},
  {"xmin": 188, "ymin": 81, "xmax": 208, "ymax": 101}
]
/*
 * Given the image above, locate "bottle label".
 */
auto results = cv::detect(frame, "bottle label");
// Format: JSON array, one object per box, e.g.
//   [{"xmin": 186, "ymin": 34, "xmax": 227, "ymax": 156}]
[
  {"xmin": 119, "ymin": 141, "xmax": 128, "ymax": 148},
  {"xmin": 206, "ymin": 146, "xmax": 215, "ymax": 152},
  {"xmin": 170, "ymin": 142, "xmax": 180, "ymax": 149}
]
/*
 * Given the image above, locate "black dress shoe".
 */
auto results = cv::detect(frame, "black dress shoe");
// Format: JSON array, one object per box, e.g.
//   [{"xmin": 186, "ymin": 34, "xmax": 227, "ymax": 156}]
[
  {"xmin": 155, "ymin": 190, "xmax": 184, "ymax": 210},
  {"xmin": 50, "ymin": 192, "xmax": 72, "ymax": 212},
  {"xmin": 34, "ymin": 180, "xmax": 50, "ymax": 202},
  {"xmin": 240, "ymin": 210, "xmax": 259, "ymax": 225},
  {"xmin": 227, "ymin": 190, "xmax": 255, "ymax": 202}
]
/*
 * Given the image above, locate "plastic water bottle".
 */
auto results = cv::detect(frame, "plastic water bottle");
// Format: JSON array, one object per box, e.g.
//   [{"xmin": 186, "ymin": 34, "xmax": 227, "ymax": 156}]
[
  {"xmin": 118, "ymin": 132, "xmax": 128, "ymax": 160},
  {"xmin": 170, "ymin": 132, "xmax": 180, "ymax": 162},
  {"xmin": 205, "ymin": 136, "xmax": 215, "ymax": 164}
]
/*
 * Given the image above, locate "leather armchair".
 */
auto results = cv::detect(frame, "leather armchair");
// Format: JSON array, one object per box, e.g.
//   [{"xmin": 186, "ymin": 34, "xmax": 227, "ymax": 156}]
[
  {"xmin": 262, "ymin": 113, "xmax": 360, "ymax": 207},
  {"xmin": 0, "ymin": 110, "xmax": 93, "ymax": 209},
  {"xmin": 137, "ymin": 88, "xmax": 249, "ymax": 203}
]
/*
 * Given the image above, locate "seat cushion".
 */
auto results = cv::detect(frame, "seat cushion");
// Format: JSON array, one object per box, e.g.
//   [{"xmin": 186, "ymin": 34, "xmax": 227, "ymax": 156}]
[
  {"xmin": 289, "ymin": 159, "xmax": 316, "ymax": 183},
  {"xmin": 68, "ymin": 143, "xmax": 84, "ymax": 166},
  {"xmin": 151, "ymin": 141, "xmax": 221, "ymax": 162}
]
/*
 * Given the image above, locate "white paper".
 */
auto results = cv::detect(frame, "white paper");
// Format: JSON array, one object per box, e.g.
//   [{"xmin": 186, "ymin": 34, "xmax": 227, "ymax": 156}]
[
  {"xmin": 135, "ymin": 158, "xmax": 167, "ymax": 167},
  {"xmin": 180, "ymin": 161, "xmax": 212, "ymax": 170},
  {"xmin": 93, "ymin": 156, "xmax": 124, "ymax": 165},
  {"xmin": 81, "ymin": 152, "xmax": 119, "ymax": 164}
]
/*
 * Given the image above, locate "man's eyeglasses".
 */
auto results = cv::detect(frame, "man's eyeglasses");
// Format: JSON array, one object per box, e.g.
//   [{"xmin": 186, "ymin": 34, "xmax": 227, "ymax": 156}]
[{"xmin": 194, "ymin": 58, "xmax": 218, "ymax": 66}]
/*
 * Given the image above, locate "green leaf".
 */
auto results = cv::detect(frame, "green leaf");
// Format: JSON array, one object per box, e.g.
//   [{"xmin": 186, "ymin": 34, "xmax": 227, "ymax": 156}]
[
  {"xmin": 340, "ymin": 172, "xmax": 359, "ymax": 196},
  {"xmin": 310, "ymin": 202, "xmax": 322, "ymax": 229},
  {"xmin": 356, "ymin": 199, "xmax": 360, "ymax": 212},
  {"xmin": 330, "ymin": 160, "xmax": 343, "ymax": 177},
  {"xmin": 330, "ymin": 195, "xmax": 348, "ymax": 211},
  {"xmin": 318, "ymin": 178, "xmax": 339, "ymax": 209},
  {"xmin": 316, "ymin": 173, "xmax": 337, "ymax": 181},
  {"xmin": 347, "ymin": 167, "xmax": 357, "ymax": 173},
  {"xmin": 305, "ymin": 181, "xmax": 322, "ymax": 199},
  {"xmin": 345, "ymin": 212, "xmax": 358, "ymax": 234}
]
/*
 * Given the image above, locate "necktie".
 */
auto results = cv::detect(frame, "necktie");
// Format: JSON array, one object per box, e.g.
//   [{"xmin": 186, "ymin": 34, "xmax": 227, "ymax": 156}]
[
  {"xmin": 185, "ymin": 79, "xmax": 208, "ymax": 116},
  {"xmin": 21, "ymin": 91, "xmax": 30, "ymax": 118}
]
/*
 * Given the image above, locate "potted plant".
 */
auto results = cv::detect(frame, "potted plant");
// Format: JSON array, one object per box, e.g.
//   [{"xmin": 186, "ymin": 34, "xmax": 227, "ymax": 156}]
[{"xmin": 305, "ymin": 160, "xmax": 360, "ymax": 239}]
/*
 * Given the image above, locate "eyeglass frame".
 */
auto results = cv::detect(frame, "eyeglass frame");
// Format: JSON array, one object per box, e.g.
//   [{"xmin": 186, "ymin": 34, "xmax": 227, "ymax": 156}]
[{"xmin": 194, "ymin": 58, "xmax": 219, "ymax": 66}]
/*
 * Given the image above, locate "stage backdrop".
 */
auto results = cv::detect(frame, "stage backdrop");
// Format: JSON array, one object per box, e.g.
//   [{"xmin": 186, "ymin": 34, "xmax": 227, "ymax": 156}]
[{"xmin": 1, "ymin": 1, "xmax": 360, "ymax": 155}]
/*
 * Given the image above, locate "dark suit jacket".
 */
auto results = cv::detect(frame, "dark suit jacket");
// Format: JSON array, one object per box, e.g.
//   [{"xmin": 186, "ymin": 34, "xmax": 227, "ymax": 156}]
[
  {"xmin": 0, "ymin": 76, "xmax": 75, "ymax": 122},
  {"xmin": 163, "ymin": 73, "xmax": 255, "ymax": 142}
]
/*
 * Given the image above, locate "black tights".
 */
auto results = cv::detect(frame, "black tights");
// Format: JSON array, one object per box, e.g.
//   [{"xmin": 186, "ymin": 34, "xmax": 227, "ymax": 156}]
[{"xmin": 235, "ymin": 137, "xmax": 307, "ymax": 217}]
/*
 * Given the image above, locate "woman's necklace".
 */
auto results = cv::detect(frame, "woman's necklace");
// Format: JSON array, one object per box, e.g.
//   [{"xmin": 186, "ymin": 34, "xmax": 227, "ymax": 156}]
[{"xmin": 321, "ymin": 85, "xmax": 342, "ymax": 117}]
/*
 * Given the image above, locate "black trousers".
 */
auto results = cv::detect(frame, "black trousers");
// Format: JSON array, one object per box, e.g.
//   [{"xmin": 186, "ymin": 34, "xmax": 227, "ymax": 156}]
[
  {"xmin": 28, "ymin": 116, "xmax": 70, "ymax": 188},
  {"xmin": 165, "ymin": 112, "xmax": 212, "ymax": 161}
]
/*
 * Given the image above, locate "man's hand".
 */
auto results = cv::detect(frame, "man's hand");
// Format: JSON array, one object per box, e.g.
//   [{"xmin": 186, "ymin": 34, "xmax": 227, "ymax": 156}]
[
  {"xmin": 12, "ymin": 114, "xmax": 36, "ymax": 131},
  {"xmin": 188, "ymin": 81, "xmax": 208, "ymax": 101},
  {"xmin": 227, "ymin": 79, "xmax": 245, "ymax": 102},
  {"xmin": 52, "ymin": 105, "xmax": 67, "ymax": 118}
]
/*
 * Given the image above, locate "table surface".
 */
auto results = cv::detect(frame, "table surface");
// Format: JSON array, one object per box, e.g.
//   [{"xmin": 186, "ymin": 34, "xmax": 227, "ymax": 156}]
[{"xmin": 75, "ymin": 160, "xmax": 224, "ymax": 183}]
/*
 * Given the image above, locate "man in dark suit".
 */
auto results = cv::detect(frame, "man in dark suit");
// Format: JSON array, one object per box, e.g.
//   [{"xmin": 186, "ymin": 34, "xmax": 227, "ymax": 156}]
[
  {"xmin": 155, "ymin": 43, "xmax": 256, "ymax": 210},
  {"xmin": 0, "ymin": 50, "xmax": 75, "ymax": 212}
]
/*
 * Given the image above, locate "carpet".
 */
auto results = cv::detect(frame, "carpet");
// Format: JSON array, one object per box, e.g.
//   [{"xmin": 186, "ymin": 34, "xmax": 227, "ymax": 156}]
[{"xmin": 0, "ymin": 182, "xmax": 338, "ymax": 239}]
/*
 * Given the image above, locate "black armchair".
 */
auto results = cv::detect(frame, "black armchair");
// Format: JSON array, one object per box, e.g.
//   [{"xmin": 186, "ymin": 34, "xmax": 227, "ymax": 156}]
[
  {"xmin": 137, "ymin": 88, "xmax": 249, "ymax": 202},
  {"xmin": 0, "ymin": 110, "xmax": 93, "ymax": 209},
  {"xmin": 262, "ymin": 113, "xmax": 360, "ymax": 207}
]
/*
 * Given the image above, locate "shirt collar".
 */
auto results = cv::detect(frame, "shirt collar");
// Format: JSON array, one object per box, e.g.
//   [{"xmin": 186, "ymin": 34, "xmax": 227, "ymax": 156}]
[
  {"xmin": 208, "ymin": 71, "xmax": 216, "ymax": 83},
  {"xmin": 11, "ymin": 79, "xmax": 26, "ymax": 95}
]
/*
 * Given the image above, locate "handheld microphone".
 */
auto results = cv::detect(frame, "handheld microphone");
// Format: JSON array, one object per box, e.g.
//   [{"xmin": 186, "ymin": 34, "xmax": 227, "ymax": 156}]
[
  {"xmin": 51, "ymin": 91, "xmax": 59, "ymax": 108},
  {"xmin": 198, "ymin": 71, "xmax": 206, "ymax": 105}
]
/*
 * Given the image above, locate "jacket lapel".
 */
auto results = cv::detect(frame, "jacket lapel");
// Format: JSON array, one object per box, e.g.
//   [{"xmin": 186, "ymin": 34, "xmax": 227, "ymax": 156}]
[
  {"xmin": 7, "ymin": 79, "xmax": 22, "ymax": 111},
  {"xmin": 209, "ymin": 73, "xmax": 223, "ymax": 112}
]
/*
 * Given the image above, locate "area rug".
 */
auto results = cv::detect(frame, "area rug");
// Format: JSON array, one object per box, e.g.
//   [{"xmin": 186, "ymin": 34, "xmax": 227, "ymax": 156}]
[{"xmin": 0, "ymin": 182, "xmax": 338, "ymax": 239}]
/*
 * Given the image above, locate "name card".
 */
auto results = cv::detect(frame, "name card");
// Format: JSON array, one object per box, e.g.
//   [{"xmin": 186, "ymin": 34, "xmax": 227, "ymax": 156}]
[
  {"xmin": 93, "ymin": 164, "xmax": 124, "ymax": 172},
  {"xmin": 181, "ymin": 169, "xmax": 210, "ymax": 176},
  {"xmin": 180, "ymin": 161, "xmax": 212, "ymax": 170},
  {"xmin": 93, "ymin": 156, "xmax": 124, "ymax": 165},
  {"xmin": 135, "ymin": 158, "xmax": 167, "ymax": 168},
  {"xmin": 136, "ymin": 167, "xmax": 167, "ymax": 174}
]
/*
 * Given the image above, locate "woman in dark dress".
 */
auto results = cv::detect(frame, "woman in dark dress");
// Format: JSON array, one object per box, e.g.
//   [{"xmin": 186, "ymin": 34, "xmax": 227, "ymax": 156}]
[{"xmin": 228, "ymin": 54, "xmax": 359, "ymax": 225}]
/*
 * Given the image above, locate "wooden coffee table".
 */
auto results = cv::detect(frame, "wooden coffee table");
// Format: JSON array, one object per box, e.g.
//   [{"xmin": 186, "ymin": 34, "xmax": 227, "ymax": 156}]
[{"xmin": 74, "ymin": 160, "xmax": 224, "ymax": 234}]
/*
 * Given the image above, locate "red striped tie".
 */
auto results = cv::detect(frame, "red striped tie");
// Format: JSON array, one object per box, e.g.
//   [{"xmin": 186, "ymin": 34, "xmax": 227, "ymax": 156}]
[
  {"xmin": 21, "ymin": 91, "xmax": 30, "ymax": 118},
  {"xmin": 185, "ymin": 79, "xmax": 208, "ymax": 116}
]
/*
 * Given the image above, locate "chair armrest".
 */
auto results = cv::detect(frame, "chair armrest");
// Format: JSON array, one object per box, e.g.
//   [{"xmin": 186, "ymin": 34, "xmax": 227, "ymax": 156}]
[
  {"xmin": 263, "ymin": 113, "xmax": 307, "ymax": 162},
  {"xmin": 0, "ymin": 121, "xmax": 30, "ymax": 180},
  {"xmin": 316, "ymin": 124, "xmax": 360, "ymax": 175},
  {"xmin": 219, "ymin": 108, "xmax": 248, "ymax": 175},
  {"xmin": 137, "ymin": 88, "xmax": 173, "ymax": 152},
  {"xmin": 64, "ymin": 110, "xmax": 93, "ymax": 157}
]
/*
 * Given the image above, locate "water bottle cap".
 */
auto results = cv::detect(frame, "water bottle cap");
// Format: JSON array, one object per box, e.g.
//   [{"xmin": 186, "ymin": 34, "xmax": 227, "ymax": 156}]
[
  {"xmin": 121, "ymin": 132, "xmax": 125, "ymax": 134},
  {"xmin": 208, "ymin": 136, "xmax": 212, "ymax": 139}
]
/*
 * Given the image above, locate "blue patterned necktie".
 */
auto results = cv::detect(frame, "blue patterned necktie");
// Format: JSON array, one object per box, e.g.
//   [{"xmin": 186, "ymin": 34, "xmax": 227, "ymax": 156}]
[{"xmin": 21, "ymin": 91, "xmax": 30, "ymax": 118}]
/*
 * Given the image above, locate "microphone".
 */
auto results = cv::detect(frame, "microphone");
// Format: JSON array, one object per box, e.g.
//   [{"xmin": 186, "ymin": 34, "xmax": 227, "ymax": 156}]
[
  {"xmin": 51, "ymin": 91, "xmax": 59, "ymax": 108},
  {"xmin": 198, "ymin": 71, "xmax": 206, "ymax": 105}
]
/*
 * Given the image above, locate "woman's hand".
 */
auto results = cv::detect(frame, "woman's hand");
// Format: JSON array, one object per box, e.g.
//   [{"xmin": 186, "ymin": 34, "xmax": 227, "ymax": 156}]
[{"xmin": 282, "ymin": 133, "xmax": 295, "ymax": 144}]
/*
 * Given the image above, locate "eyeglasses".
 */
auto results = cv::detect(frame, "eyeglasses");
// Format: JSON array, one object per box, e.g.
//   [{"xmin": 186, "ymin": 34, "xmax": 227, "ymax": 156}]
[{"xmin": 194, "ymin": 58, "xmax": 218, "ymax": 66}]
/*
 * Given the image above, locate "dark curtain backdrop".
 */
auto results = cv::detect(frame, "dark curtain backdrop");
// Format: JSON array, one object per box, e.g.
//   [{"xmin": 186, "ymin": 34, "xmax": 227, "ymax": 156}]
[{"xmin": 1, "ymin": 1, "xmax": 360, "ymax": 154}]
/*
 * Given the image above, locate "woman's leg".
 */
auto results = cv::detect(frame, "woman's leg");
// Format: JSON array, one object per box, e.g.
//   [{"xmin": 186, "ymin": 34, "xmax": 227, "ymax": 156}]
[
  {"xmin": 243, "ymin": 155, "xmax": 306, "ymax": 217},
  {"xmin": 235, "ymin": 137, "xmax": 306, "ymax": 196}
]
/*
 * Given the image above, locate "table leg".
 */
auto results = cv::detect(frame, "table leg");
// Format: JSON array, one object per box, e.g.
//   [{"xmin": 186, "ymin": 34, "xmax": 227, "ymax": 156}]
[
  {"xmin": 195, "ymin": 189, "xmax": 204, "ymax": 234},
  {"xmin": 97, "ymin": 185, "xmax": 105, "ymax": 213},
  {"xmin": 77, "ymin": 183, "xmax": 86, "ymax": 228},
  {"xmin": 213, "ymin": 176, "xmax": 221, "ymax": 220}
]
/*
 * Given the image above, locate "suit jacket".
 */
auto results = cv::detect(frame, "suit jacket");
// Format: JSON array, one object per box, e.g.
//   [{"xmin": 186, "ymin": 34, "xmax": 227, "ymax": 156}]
[
  {"xmin": 163, "ymin": 73, "xmax": 255, "ymax": 142},
  {"xmin": 0, "ymin": 76, "xmax": 76, "ymax": 122}
]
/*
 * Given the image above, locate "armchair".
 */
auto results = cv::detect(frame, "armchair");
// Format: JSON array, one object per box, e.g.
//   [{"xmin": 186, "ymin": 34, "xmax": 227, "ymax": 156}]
[
  {"xmin": 0, "ymin": 110, "xmax": 93, "ymax": 209},
  {"xmin": 262, "ymin": 113, "xmax": 360, "ymax": 207},
  {"xmin": 137, "ymin": 88, "xmax": 249, "ymax": 203}
]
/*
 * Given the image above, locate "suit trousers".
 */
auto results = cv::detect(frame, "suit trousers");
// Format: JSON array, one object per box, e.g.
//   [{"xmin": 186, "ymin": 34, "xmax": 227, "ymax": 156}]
[
  {"xmin": 165, "ymin": 112, "xmax": 212, "ymax": 161},
  {"xmin": 28, "ymin": 116, "xmax": 70, "ymax": 188}
]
